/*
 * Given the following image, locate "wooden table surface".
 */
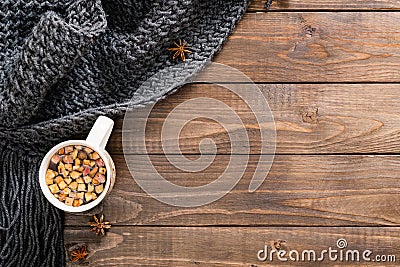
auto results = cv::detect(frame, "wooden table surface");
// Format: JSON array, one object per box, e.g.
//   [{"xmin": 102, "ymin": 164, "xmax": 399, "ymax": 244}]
[{"xmin": 65, "ymin": 1, "xmax": 400, "ymax": 266}]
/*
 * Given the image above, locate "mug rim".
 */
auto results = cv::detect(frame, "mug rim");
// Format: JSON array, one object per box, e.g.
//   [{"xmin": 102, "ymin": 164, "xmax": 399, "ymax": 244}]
[{"xmin": 39, "ymin": 140, "xmax": 114, "ymax": 212}]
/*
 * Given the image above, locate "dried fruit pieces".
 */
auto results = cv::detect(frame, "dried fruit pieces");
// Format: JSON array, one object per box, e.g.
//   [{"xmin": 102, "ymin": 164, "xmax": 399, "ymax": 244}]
[
  {"xmin": 85, "ymin": 192, "xmax": 93, "ymax": 202},
  {"xmin": 49, "ymin": 184, "xmax": 59, "ymax": 194},
  {"xmin": 46, "ymin": 169, "xmax": 57, "ymax": 180},
  {"xmin": 65, "ymin": 197, "xmax": 74, "ymax": 206},
  {"xmin": 55, "ymin": 176, "xmax": 63, "ymax": 184},
  {"xmin": 90, "ymin": 151, "xmax": 100, "ymax": 160},
  {"xmin": 73, "ymin": 199, "xmax": 83, "ymax": 207},
  {"xmin": 83, "ymin": 176, "xmax": 92, "ymax": 183},
  {"xmin": 70, "ymin": 171, "xmax": 82, "ymax": 179},
  {"xmin": 96, "ymin": 159, "xmax": 104, "ymax": 167},
  {"xmin": 78, "ymin": 150, "xmax": 87, "ymax": 160},
  {"xmin": 77, "ymin": 183, "xmax": 86, "ymax": 192},
  {"xmin": 58, "ymin": 181, "xmax": 67, "ymax": 190},
  {"xmin": 94, "ymin": 173, "xmax": 105, "ymax": 184},
  {"xmin": 65, "ymin": 146, "xmax": 74, "ymax": 154},
  {"xmin": 95, "ymin": 185, "xmax": 104, "ymax": 194},
  {"xmin": 46, "ymin": 145, "xmax": 108, "ymax": 207},
  {"xmin": 83, "ymin": 166, "xmax": 90, "ymax": 176},
  {"xmin": 63, "ymin": 155, "xmax": 73, "ymax": 164},
  {"xmin": 46, "ymin": 169, "xmax": 57, "ymax": 185},
  {"xmin": 87, "ymin": 184, "xmax": 94, "ymax": 193},
  {"xmin": 69, "ymin": 181, "xmax": 78, "ymax": 190},
  {"xmin": 89, "ymin": 167, "xmax": 98, "ymax": 178}
]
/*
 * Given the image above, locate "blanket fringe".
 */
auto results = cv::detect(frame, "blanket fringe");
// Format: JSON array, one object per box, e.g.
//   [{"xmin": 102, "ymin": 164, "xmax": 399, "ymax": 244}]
[{"xmin": 0, "ymin": 147, "xmax": 64, "ymax": 266}]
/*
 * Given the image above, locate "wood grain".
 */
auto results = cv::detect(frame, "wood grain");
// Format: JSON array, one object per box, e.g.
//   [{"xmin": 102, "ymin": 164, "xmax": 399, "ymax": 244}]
[
  {"xmin": 64, "ymin": 226, "xmax": 400, "ymax": 266},
  {"xmin": 65, "ymin": 154, "xmax": 400, "ymax": 226},
  {"xmin": 212, "ymin": 12, "xmax": 400, "ymax": 82},
  {"xmin": 63, "ymin": 10, "xmax": 400, "ymax": 266},
  {"xmin": 248, "ymin": 0, "xmax": 400, "ymax": 11},
  {"xmin": 103, "ymin": 84, "xmax": 400, "ymax": 155}
]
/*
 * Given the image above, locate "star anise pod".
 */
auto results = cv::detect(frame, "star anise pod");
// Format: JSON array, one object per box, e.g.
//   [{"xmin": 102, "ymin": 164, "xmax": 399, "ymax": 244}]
[
  {"xmin": 70, "ymin": 244, "xmax": 88, "ymax": 263},
  {"xmin": 167, "ymin": 39, "xmax": 192, "ymax": 61},
  {"xmin": 88, "ymin": 214, "xmax": 111, "ymax": 236}
]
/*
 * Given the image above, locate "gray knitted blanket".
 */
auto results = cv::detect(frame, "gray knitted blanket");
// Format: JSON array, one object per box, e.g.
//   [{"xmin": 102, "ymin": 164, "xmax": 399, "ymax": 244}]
[{"xmin": 0, "ymin": 0, "xmax": 249, "ymax": 266}]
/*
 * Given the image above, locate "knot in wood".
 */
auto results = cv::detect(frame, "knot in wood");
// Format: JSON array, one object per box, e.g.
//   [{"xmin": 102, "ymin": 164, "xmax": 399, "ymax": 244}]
[{"xmin": 301, "ymin": 106, "xmax": 319, "ymax": 124}]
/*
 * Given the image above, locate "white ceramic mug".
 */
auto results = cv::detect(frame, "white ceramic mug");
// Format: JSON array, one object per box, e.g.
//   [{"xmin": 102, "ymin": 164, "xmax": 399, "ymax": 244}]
[{"xmin": 39, "ymin": 116, "xmax": 115, "ymax": 212}]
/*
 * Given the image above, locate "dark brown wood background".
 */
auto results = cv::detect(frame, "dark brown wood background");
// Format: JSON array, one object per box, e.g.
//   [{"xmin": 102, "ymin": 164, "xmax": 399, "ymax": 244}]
[{"xmin": 65, "ymin": 1, "xmax": 400, "ymax": 266}]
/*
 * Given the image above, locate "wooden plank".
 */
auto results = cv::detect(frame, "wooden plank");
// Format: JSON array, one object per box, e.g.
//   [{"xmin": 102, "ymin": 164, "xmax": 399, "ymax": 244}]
[
  {"xmin": 64, "ymin": 226, "xmax": 400, "ymax": 266},
  {"xmin": 65, "ymin": 154, "xmax": 400, "ymax": 226},
  {"xmin": 104, "ymin": 84, "xmax": 400, "ymax": 155},
  {"xmin": 212, "ymin": 12, "xmax": 400, "ymax": 82},
  {"xmin": 248, "ymin": 0, "xmax": 400, "ymax": 11}
]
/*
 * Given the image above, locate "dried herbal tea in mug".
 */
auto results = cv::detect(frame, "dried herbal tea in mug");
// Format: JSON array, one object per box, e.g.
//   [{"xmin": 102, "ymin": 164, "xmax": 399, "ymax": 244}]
[{"xmin": 45, "ymin": 145, "xmax": 107, "ymax": 207}]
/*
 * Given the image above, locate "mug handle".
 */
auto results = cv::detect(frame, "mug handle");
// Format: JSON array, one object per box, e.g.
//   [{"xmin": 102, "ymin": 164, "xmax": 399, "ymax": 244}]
[{"xmin": 86, "ymin": 116, "xmax": 114, "ymax": 150}]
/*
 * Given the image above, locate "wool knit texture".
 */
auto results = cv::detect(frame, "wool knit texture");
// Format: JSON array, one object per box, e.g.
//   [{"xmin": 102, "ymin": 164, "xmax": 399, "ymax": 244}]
[{"xmin": 0, "ymin": 0, "xmax": 249, "ymax": 266}]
